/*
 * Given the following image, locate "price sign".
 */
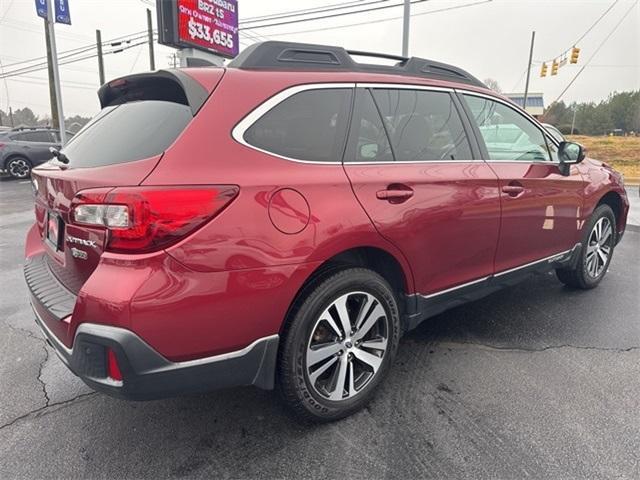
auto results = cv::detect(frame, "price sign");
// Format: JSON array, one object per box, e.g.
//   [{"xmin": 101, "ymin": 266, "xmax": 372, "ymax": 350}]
[{"xmin": 176, "ymin": 0, "xmax": 238, "ymax": 58}]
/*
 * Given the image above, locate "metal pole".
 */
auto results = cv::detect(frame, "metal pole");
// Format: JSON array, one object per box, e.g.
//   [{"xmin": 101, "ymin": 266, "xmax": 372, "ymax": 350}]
[
  {"xmin": 402, "ymin": 0, "xmax": 410, "ymax": 57},
  {"xmin": 44, "ymin": 19, "xmax": 59, "ymax": 129},
  {"xmin": 96, "ymin": 29, "xmax": 105, "ymax": 85},
  {"xmin": 522, "ymin": 31, "xmax": 535, "ymax": 115},
  {"xmin": 9, "ymin": 106, "xmax": 14, "ymax": 127},
  {"xmin": 147, "ymin": 9, "xmax": 155, "ymax": 70},
  {"xmin": 46, "ymin": 0, "xmax": 66, "ymax": 145},
  {"xmin": 571, "ymin": 107, "xmax": 577, "ymax": 135}
]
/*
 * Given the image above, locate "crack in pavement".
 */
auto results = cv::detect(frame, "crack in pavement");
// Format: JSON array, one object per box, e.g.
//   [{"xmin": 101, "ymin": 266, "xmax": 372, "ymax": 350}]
[
  {"xmin": 434, "ymin": 340, "xmax": 640, "ymax": 353},
  {"xmin": 37, "ymin": 341, "xmax": 51, "ymax": 406},
  {"xmin": 1, "ymin": 320, "xmax": 98, "ymax": 431},
  {"xmin": 0, "ymin": 392, "xmax": 97, "ymax": 432},
  {"xmin": 4, "ymin": 321, "xmax": 51, "ymax": 405}
]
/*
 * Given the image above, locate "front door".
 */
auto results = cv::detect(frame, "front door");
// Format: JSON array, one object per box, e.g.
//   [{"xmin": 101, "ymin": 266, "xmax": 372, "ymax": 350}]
[
  {"xmin": 461, "ymin": 93, "xmax": 586, "ymax": 273},
  {"xmin": 343, "ymin": 86, "xmax": 501, "ymax": 296}
]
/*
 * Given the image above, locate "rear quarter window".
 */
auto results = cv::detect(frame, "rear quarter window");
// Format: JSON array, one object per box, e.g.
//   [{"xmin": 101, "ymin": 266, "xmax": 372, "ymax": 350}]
[
  {"xmin": 243, "ymin": 88, "xmax": 352, "ymax": 163},
  {"xmin": 61, "ymin": 100, "xmax": 192, "ymax": 168}
]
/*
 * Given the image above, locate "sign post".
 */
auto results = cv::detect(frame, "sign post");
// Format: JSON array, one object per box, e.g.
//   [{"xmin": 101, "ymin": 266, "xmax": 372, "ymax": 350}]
[{"xmin": 37, "ymin": 0, "xmax": 69, "ymax": 144}]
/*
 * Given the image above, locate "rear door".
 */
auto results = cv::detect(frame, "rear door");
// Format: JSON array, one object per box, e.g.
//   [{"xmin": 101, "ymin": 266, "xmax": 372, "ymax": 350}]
[
  {"xmin": 460, "ymin": 93, "xmax": 585, "ymax": 273},
  {"xmin": 31, "ymin": 70, "xmax": 221, "ymax": 293},
  {"xmin": 12, "ymin": 130, "xmax": 57, "ymax": 164},
  {"xmin": 343, "ymin": 85, "xmax": 501, "ymax": 296}
]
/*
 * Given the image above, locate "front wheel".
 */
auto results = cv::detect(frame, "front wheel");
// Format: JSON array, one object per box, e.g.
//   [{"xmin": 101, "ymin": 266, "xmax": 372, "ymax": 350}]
[
  {"xmin": 278, "ymin": 268, "xmax": 401, "ymax": 422},
  {"xmin": 6, "ymin": 156, "xmax": 32, "ymax": 179},
  {"xmin": 556, "ymin": 204, "xmax": 616, "ymax": 289}
]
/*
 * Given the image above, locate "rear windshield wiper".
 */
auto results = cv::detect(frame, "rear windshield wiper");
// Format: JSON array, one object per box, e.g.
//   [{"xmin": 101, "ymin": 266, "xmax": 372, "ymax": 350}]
[{"xmin": 49, "ymin": 147, "xmax": 69, "ymax": 164}]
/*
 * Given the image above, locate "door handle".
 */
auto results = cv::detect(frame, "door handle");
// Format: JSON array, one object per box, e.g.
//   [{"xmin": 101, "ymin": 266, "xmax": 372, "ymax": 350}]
[
  {"xmin": 376, "ymin": 185, "xmax": 414, "ymax": 203},
  {"xmin": 501, "ymin": 184, "xmax": 525, "ymax": 197}
]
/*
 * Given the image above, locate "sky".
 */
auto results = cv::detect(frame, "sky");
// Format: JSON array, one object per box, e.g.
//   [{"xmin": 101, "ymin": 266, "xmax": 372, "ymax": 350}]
[{"xmin": 0, "ymin": 0, "xmax": 638, "ymax": 119}]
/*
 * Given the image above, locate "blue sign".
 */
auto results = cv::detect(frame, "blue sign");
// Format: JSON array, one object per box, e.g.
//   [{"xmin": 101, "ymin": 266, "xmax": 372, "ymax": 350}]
[
  {"xmin": 55, "ymin": 0, "xmax": 71, "ymax": 25},
  {"xmin": 35, "ymin": 0, "xmax": 71, "ymax": 24},
  {"xmin": 35, "ymin": 0, "xmax": 47, "ymax": 19}
]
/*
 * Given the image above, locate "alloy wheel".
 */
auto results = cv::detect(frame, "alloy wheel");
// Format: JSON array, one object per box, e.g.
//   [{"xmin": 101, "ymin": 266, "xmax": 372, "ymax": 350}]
[
  {"xmin": 585, "ymin": 217, "xmax": 613, "ymax": 278},
  {"xmin": 8, "ymin": 159, "xmax": 30, "ymax": 178},
  {"xmin": 305, "ymin": 291, "xmax": 389, "ymax": 401}
]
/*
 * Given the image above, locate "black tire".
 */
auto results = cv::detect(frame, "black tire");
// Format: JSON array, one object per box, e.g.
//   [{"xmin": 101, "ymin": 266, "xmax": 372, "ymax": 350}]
[
  {"xmin": 278, "ymin": 267, "xmax": 401, "ymax": 422},
  {"xmin": 556, "ymin": 204, "xmax": 616, "ymax": 289},
  {"xmin": 5, "ymin": 156, "xmax": 32, "ymax": 179}
]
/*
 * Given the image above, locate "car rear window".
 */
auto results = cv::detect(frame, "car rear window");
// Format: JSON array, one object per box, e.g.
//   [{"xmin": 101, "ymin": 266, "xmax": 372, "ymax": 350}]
[{"xmin": 61, "ymin": 100, "xmax": 192, "ymax": 168}]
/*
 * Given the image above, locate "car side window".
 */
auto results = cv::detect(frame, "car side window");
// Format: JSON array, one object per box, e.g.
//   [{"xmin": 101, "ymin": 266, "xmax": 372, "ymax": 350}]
[
  {"xmin": 463, "ymin": 95, "xmax": 550, "ymax": 162},
  {"xmin": 244, "ymin": 88, "xmax": 352, "ymax": 163},
  {"xmin": 344, "ymin": 89, "xmax": 393, "ymax": 162},
  {"xmin": 370, "ymin": 88, "xmax": 473, "ymax": 161},
  {"xmin": 12, "ymin": 131, "xmax": 54, "ymax": 143}
]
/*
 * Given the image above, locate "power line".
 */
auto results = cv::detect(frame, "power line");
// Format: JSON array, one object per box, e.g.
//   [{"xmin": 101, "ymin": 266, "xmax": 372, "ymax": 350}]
[
  {"xmin": 244, "ymin": 0, "xmax": 492, "ymax": 37},
  {"xmin": 573, "ymin": 0, "xmax": 621, "ymax": 46},
  {"xmin": 0, "ymin": 41, "xmax": 150, "ymax": 80},
  {"xmin": 240, "ymin": 0, "xmax": 431, "ymax": 31},
  {"xmin": 240, "ymin": 0, "xmax": 386, "ymax": 25},
  {"xmin": 0, "ymin": 0, "xmax": 15, "ymax": 24},
  {"xmin": 552, "ymin": 0, "xmax": 637, "ymax": 105},
  {"xmin": 0, "ymin": 33, "xmax": 153, "ymax": 78},
  {"xmin": 541, "ymin": 0, "xmax": 621, "ymax": 64},
  {"xmin": 1, "ymin": 30, "xmax": 149, "ymax": 69}
]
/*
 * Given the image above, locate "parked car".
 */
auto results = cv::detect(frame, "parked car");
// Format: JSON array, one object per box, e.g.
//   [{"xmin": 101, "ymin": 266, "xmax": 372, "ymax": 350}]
[
  {"xmin": 542, "ymin": 123, "xmax": 566, "ymax": 143},
  {"xmin": 24, "ymin": 41, "xmax": 629, "ymax": 422},
  {"xmin": 0, "ymin": 127, "xmax": 72, "ymax": 179}
]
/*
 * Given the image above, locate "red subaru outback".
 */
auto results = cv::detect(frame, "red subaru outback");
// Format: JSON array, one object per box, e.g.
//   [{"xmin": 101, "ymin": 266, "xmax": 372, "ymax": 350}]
[{"xmin": 25, "ymin": 42, "xmax": 629, "ymax": 421}]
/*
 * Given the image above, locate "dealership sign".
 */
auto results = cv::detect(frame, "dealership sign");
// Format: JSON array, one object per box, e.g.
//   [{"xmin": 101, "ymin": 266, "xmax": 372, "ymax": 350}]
[{"xmin": 158, "ymin": 0, "xmax": 239, "ymax": 59}]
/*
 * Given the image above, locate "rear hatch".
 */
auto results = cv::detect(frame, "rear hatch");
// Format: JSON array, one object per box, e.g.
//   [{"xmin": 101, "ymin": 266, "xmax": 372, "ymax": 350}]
[{"xmin": 32, "ymin": 69, "xmax": 223, "ymax": 293}]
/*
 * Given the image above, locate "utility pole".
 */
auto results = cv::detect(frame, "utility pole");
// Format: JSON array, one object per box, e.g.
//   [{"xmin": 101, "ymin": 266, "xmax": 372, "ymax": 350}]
[
  {"xmin": 147, "ymin": 9, "xmax": 155, "ymax": 70},
  {"xmin": 96, "ymin": 29, "xmax": 105, "ymax": 85},
  {"xmin": 45, "ymin": 0, "xmax": 66, "ymax": 144},
  {"xmin": 44, "ymin": 19, "xmax": 59, "ymax": 130},
  {"xmin": 522, "ymin": 31, "xmax": 536, "ymax": 115},
  {"xmin": 401, "ymin": 0, "xmax": 410, "ymax": 57}
]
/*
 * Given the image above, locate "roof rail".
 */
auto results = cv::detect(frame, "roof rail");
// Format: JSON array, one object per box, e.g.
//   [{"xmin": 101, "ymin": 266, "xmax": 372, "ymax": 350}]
[
  {"xmin": 9, "ymin": 126, "xmax": 49, "ymax": 132},
  {"xmin": 228, "ymin": 41, "xmax": 486, "ymax": 88}
]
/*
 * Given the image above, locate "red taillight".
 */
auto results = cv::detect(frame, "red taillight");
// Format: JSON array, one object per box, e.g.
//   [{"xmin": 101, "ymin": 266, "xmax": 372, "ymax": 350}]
[
  {"xmin": 106, "ymin": 348, "xmax": 123, "ymax": 382},
  {"xmin": 70, "ymin": 186, "xmax": 239, "ymax": 253}
]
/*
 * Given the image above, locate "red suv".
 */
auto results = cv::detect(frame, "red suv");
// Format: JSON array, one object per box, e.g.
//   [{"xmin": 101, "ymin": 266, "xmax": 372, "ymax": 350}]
[{"xmin": 25, "ymin": 42, "xmax": 629, "ymax": 421}]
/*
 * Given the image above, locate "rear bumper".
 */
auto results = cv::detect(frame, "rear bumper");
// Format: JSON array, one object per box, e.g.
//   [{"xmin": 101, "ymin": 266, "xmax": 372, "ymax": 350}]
[
  {"xmin": 25, "ymin": 253, "xmax": 280, "ymax": 400},
  {"xmin": 33, "ymin": 306, "xmax": 279, "ymax": 400}
]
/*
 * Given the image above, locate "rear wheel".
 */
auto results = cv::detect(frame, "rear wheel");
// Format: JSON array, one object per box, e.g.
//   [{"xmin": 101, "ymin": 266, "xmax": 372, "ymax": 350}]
[
  {"xmin": 278, "ymin": 268, "xmax": 401, "ymax": 422},
  {"xmin": 6, "ymin": 156, "xmax": 32, "ymax": 179},
  {"xmin": 556, "ymin": 204, "xmax": 616, "ymax": 289}
]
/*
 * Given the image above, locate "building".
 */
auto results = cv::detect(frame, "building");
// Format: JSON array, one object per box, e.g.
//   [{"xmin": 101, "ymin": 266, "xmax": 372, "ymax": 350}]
[{"xmin": 504, "ymin": 92, "xmax": 545, "ymax": 118}]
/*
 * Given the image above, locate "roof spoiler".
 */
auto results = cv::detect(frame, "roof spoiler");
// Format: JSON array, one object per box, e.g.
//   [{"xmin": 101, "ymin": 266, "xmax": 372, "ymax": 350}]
[{"xmin": 97, "ymin": 69, "xmax": 210, "ymax": 116}]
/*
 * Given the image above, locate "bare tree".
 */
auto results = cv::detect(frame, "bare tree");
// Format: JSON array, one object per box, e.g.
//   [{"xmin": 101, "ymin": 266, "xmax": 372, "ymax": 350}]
[{"xmin": 483, "ymin": 78, "xmax": 502, "ymax": 93}]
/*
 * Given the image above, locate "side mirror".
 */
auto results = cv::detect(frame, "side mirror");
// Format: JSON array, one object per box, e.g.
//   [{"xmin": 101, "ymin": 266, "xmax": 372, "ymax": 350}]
[
  {"xmin": 558, "ymin": 141, "xmax": 585, "ymax": 164},
  {"xmin": 557, "ymin": 141, "xmax": 585, "ymax": 176}
]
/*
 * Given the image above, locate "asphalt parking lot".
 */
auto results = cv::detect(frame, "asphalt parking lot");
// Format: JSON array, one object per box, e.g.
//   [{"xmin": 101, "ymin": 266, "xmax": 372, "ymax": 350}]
[{"xmin": 1, "ymin": 177, "xmax": 638, "ymax": 479}]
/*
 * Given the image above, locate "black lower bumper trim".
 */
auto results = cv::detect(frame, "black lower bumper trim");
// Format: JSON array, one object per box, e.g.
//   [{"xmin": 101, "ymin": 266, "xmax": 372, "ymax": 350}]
[{"xmin": 33, "ymin": 309, "xmax": 279, "ymax": 400}]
